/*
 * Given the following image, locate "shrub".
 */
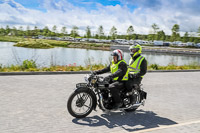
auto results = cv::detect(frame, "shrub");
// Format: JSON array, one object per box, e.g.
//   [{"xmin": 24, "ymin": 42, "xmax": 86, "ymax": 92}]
[
  {"xmin": 22, "ymin": 60, "xmax": 37, "ymax": 70},
  {"xmin": 149, "ymin": 64, "xmax": 159, "ymax": 70}
]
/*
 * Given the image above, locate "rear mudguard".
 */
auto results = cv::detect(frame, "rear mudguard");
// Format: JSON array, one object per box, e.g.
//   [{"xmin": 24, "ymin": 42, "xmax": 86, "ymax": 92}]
[
  {"xmin": 139, "ymin": 90, "xmax": 147, "ymax": 100},
  {"xmin": 75, "ymin": 87, "xmax": 97, "ymax": 110}
]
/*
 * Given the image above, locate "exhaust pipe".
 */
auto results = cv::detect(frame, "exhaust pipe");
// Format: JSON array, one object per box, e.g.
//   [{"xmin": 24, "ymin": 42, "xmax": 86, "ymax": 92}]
[
  {"xmin": 127, "ymin": 100, "xmax": 145, "ymax": 109},
  {"xmin": 132, "ymin": 103, "xmax": 142, "ymax": 107}
]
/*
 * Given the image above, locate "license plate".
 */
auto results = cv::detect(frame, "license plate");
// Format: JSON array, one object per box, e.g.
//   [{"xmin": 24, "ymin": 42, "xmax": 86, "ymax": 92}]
[{"xmin": 76, "ymin": 83, "xmax": 87, "ymax": 88}]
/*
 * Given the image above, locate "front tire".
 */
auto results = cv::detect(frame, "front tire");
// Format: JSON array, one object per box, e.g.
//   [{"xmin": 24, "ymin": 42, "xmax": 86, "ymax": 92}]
[{"xmin": 67, "ymin": 88, "xmax": 94, "ymax": 118}]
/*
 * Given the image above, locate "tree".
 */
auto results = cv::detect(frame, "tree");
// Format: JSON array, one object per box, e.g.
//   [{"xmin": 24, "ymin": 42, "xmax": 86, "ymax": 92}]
[
  {"xmin": 170, "ymin": 32, "xmax": 176, "ymax": 42},
  {"xmin": 148, "ymin": 34, "xmax": 154, "ymax": 41},
  {"xmin": 47, "ymin": 31, "xmax": 51, "ymax": 37},
  {"xmin": 11, "ymin": 26, "xmax": 17, "ymax": 36},
  {"xmin": 61, "ymin": 26, "xmax": 67, "ymax": 36},
  {"xmin": 18, "ymin": 26, "xmax": 24, "ymax": 36},
  {"xmin": 70, "ymin": 26, "xmax": 79, "ymax": 38},
  {"xmin": 85, "ymin": 26, "xmax": 91, "ymax": 38},
  {"xmin": 94, "ymin": 34, "xmax": 99, "ymax": 39},
  {"xmin": 170, "ymin": 24, "xmax": 180, "ymax": 42},
  {"xmin": 0, "ymin": 27, "xmax": 5, "ymax": 35},
  {"xmin": 33, "ymin": 26, "xmax": 39, "ymax": 36},
  {"xmin": 97, "ymin": 25, "xmax": 104, "ymax": 39},
  {"xmin": 198, "ymin": 26, "xmax": 200, "ymax": 36},
  {"xmin": 189, "ymin": 37, "xmax": 194, "ymax": 42},
  {"xmin": 156, "ymin": 30, "xmax": 166, "ymax": 40},
  {"xmin": 194, "ymin": 38, "xmax": 199, "ymax": 44},
  {"xmin": 34, "ymin": 26, "xmax": 38, "ymax": 30},
  {"xmin": 52, "ymin": 25, "xmax": 57, "ymax": 33},
  {"xmin": 109, "ymin": 26, "xmax": 117, "ymax": 39},
  {"xmin": 127, "ymin": 25, "xmax": 134, "ymax": 40},
  {"xmin": 138, "ymin": 34, "xmax": 146, "ymax": 40},
  {"xmin": 172, "ymin": 24, "xmax": 180, "ymax": 33},
  {"xmin": 160, "ymin": 31, "xmax": 166, "ymax": 41},
  {"xmin": 5, "ymin": 25, "xmax": 11, "ymax": 35},
  {"xmin": 19, "ymin": 26, "xmax": 23, "ymax": 31},
  {"xmin": 43, "ymin": 26, "xmax": 49, "ymax": 36},
  {"xmin": 26, "ymin": 26, "xmax": 31, "ymax": 37},
  {"xmin": 165, "ymin": 35, "xmax": 171, "ymax": 41},
  {"xmin": 176, "ymin": 33, "xmax": 181, "ymax": 41},
  {"xmin": 182, "ymin": 32, "xmax": 189, "ymax": 42},
  {"xmin": 26, "ymin": 25, "xmax": 30, "ymax": 31},
  {"xmin": 152, "ymin": 23, "xmax": 159, "ymax": 34},
  {"xmin": 51, "ymin": 25, "xmax": 57, "ymax": 36}
]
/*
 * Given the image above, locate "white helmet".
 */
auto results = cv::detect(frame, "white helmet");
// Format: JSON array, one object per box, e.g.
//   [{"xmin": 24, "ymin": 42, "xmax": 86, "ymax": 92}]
[{"xmin": 111, "ymin": 49, "xmax": 124, "ymax": 61}]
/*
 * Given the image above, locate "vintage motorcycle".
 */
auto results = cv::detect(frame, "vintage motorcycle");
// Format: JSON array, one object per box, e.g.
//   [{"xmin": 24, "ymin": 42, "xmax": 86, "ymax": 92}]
[{"xmin": 67, "ymin": 71, "xmax": 147, "ymax": 118}]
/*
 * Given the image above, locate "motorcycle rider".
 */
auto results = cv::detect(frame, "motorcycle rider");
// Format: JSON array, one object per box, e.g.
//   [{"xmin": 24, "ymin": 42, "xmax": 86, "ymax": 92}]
[
  {"xmin": 94, "ymin": 49, "xmax": 129, "ymax": 109},
  {"xmin": 127, "ymin": 43, "xmax": 147, "ymax": 91}
]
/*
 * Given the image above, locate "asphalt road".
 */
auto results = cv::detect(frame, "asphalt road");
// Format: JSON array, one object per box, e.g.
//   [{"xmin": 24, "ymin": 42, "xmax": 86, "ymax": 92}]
[{"xmin": 0, "ymin": 72, "xmax": 200, "ymax": 133}]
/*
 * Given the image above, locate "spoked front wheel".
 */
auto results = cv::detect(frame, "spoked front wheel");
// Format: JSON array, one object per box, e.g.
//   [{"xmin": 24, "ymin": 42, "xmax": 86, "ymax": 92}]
[{"xmin": 67, "ymin": 89, "xmax": 94, "ymax": 118}]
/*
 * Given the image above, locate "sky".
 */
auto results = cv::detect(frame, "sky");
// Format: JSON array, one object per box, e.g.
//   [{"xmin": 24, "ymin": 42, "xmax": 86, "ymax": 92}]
[{"xmin": 0, "ymin": 0, "xmax": 200, "ymax": 36}]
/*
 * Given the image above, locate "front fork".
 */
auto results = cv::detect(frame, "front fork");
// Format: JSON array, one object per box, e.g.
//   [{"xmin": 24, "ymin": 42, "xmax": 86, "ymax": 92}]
[{"xmin": 96, "ymin": 89, "xmax": 109, "ymax": 111}]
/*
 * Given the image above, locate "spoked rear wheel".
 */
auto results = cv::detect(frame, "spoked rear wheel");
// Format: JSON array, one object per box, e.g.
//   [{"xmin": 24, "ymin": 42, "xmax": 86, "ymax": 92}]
[{"xmin": 67, "ymin": 89, "xmax": 94, "ymax": 118}]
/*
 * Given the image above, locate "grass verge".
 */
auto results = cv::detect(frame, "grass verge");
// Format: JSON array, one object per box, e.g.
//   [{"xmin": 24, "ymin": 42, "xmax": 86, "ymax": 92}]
[{"xmin": 0, "ymin": 60, "xmax": 199, "ymax": 72}]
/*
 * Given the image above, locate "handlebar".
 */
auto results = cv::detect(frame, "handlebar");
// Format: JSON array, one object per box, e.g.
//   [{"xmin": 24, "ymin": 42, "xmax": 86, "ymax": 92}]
[{"xmin": 89, "ymin": 71, "xmax": 110, "ymax": 84}]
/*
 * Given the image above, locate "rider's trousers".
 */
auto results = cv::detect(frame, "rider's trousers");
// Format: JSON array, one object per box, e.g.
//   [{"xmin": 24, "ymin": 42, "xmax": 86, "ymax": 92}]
[{"xmin": 109, "ymin": 81, "xmax": 125, "ymax": 104}]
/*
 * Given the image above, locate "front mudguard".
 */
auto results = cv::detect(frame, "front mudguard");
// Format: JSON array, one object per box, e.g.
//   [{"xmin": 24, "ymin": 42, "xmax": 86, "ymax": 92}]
[{"xmin": 75, "ymin": 87, "xmax": 97, "ymax": 111}]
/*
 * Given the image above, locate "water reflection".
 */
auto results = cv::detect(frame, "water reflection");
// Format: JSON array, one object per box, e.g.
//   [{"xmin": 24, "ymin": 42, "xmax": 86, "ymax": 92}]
[{"xmin": 0, "ymin": 42, "xmax": 199, "ymax": 67}]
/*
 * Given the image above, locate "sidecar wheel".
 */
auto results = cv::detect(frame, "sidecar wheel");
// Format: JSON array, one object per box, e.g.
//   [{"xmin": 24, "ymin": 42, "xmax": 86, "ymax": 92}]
[{"xmin": 67, "ymin": 89, "xmax": 94, "ymax": 118}]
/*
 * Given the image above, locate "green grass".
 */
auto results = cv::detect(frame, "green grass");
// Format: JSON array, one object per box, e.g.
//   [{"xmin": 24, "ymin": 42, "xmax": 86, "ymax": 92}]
[
  {"xmin": 0, "ymin": 60, "xmax": 199, "ymax": 72},
  {"xmin": 14, "ymin": 40, "xmax": 54, "ymax": 49},
  {"xmin": 0, "ymin": 36, "xmax": 25, "ymax": 42},
  {"xmin": 0, "ymin": 36, "xmax": 110, "ymax": 50},
  {"xmin": 0, "ymin": 60, "xmax": 106, "ymax": 72},
  {"xmin": 148, "ymin": 63, "xmax": 200, "ymax": 70}
]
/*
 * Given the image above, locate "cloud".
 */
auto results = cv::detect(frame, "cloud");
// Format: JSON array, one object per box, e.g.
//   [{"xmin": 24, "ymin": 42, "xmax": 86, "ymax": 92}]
[
  {"xmin": 122, "ymin": 0, "xmax": 162, "ymax": 10},
  {"xmin": 121, "ymin": 0, "xmax": 200, "ymax": 33},
  {"xmin": 0, "ymin": 0, "xmax": 200, "ymax": 36}
]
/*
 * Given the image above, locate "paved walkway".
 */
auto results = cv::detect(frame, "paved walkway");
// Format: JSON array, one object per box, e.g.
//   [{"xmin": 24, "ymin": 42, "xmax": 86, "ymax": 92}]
[{"xmin": 0, "ymin": 72, "xmax": 200, "ymax": 133}]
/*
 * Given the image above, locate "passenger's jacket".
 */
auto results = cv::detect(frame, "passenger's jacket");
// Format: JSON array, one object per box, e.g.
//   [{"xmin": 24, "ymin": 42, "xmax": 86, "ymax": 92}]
[{"xmin": 128, "ymin": 54, "xmax": 147, "ymax": 78}]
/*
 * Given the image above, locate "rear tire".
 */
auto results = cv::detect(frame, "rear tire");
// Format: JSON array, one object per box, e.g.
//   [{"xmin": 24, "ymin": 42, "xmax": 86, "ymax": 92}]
[{"xmin": 67, "ymin": 88, "xmax": 94, "ymax": 118}]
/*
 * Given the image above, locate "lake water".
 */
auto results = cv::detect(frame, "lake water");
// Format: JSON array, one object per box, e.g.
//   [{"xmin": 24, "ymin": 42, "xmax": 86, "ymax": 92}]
[{"xmin": 0, "ymin": 42, "xmax": 200, "ymax": 67}]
